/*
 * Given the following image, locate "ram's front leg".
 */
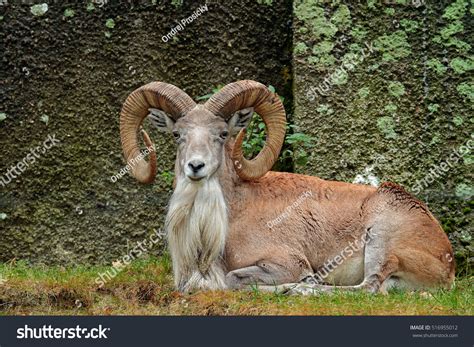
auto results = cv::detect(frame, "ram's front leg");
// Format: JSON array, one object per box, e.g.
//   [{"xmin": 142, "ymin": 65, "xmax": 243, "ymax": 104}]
[{"xmin": 225, "ymin": 258, "xmax": 312, "ymax": 289}]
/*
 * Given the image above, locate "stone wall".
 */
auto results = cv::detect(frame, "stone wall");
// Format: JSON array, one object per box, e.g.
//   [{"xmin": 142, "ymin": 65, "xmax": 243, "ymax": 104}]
[
  {"xmin": 0, "ymin": 0, "xmax": 292, "ymax": 264},
  {"xmin": 293, "ymin": 0, "xmax": 472, "ymax": 275}
]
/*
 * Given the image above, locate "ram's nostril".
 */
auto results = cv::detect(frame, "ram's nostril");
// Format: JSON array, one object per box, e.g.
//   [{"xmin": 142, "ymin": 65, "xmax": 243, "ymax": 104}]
[{"xmin": 188, "ymin": 160, "xmax": 205, "ymax": 173}]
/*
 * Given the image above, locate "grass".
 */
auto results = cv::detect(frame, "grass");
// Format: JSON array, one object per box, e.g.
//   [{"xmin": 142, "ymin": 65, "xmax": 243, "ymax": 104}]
[{"xmin": 0, "ymin": 256, "xmax": 472, "ymax": 316}]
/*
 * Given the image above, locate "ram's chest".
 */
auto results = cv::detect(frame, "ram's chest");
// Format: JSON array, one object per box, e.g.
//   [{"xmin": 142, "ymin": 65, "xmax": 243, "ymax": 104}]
[{"xmin": 166, "ymin": 178, "xmax": 229, "ymax": 290}]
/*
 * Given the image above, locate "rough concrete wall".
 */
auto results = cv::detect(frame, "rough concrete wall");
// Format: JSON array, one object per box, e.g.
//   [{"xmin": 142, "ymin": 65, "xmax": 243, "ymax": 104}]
[
  {"xmin": 0, "ymin": 0, "xmax": 292, "ymax": 264},
  {"xmin": 293, "ymin": 0, "xmax": 473, "ymax": 275}
]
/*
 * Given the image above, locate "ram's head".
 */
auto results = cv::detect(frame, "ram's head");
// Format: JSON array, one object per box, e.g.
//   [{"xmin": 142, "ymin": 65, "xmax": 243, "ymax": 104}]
[{"xmin": 120, "ymin": 80, "xmax": 286, "ymax": 183}]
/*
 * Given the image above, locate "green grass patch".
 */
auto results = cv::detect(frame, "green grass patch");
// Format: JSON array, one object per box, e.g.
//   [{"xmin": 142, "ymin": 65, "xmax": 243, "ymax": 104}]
[{"xmin": 0, "ymin": 257, "xmax": 472, "ymax": 315}]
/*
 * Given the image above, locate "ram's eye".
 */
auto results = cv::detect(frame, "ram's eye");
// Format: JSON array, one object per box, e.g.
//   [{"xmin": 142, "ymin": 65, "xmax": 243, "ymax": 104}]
[
  {"xmin": 220, "ymin": 130, "xmax": 229, "ymax": 139},
  {"xmin": 172, "ymin": 131, "xmax": 180, "ymax": 140}
]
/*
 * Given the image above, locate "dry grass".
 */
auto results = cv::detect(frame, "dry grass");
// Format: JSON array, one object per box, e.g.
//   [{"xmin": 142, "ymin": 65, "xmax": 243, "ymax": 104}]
[{"xmin": 0, "ymin": 256, "xmax": 472, "ymax": 316}]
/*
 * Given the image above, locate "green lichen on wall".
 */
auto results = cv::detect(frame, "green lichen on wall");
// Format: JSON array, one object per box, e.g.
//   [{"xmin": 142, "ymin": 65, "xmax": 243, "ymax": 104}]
[
  {"xmin": 455, "ymin": 183, "xmax": 473, "ymax": 199},
  {"xmin": 384, "ymin": 8, "xmax": 395, "ymax": 16},
  {"xmin": 293, "ymin": 0, "xmax": 473, "ymax": 276},
  {"xmin": 384, "ymin": 103, "xmax": 398, "ymax": 114},
  {"xmin": 358, "ymin": 87, "xmax": 370, "ymax": 98},
  {"xmin": 427, "ymin": 58, "xmax": 448, "ymax": 75},
  {"xmin": 450, "ymin": 56, "xmax": 474, "ymax": 74},
  {"xmin": 442, "ymin": 0, "xmax": 469, "ymax": 20},
  {"xmin": 387, "ymin": 81, "xmax": 405, "ymax": 98},
  {"xmin": 400, "ymin": 19, "xmax": 419, "ymax": 32},
  {"xmin": 316, "ymin": 104, "xmax": 334, "ymax": 115},
  {"xmin": 63, "ymin": 8, "xmax": 75, "ymax": 18},
  {"xmin": 256, "ymin": 0, "xmax": 273, "ymax": 5},
  {"xmin": 171, "ymin": 0, "xmax": 183, "ymax": 8},
  {"xmin": 433, "ymin": 0, "xmax": 471, "ymax": 51},
  {"xmin": 457, "ymin": 82, "xmax": 474, "ymax": 103},
  {"xmin": 294, "ymin": 42, "xmax": 309, "ymax": 55},
  {"xmin": 350, "ymin": 25, "xmax": 368, "ymax": 41},
  {"xmin": 30, "ymin": 4, "xmax": 48, "ymax": 16},
  {"xmin": 374, "ymin": 30, "xmax": 411, "ymax": 62},
  {"xmin": 331, "ymin": 4, "xmax": 351, "ymax": 29},
  {"xmin": 294, "ymin": 1, "xmax": 364, "ymax": 74},
  {"xmin": 377, "ymin": 116, "xmax": 398, "ymax": 139}
]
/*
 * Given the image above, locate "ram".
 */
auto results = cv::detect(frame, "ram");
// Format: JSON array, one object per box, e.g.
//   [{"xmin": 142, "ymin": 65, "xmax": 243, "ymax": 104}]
[{"xmin": 119, "ymin": 80, "xmax": 455, "ymax": 294}]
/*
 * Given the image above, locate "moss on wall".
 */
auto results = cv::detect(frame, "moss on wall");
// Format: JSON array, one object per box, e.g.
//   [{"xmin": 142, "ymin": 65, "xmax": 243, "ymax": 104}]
[{"xmin": 293, "ymin": 0, "xmax": 473, "ymax": 275}]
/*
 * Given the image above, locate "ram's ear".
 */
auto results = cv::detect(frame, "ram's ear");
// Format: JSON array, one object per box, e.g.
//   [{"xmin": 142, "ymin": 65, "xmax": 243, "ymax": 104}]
[
  {"xmin": 227, "ymin": 107, "xmax": 254, "ymax": 135},
  {"xmin": 147, "ymin": 108, "xmax": 175, "ymax": 132}
]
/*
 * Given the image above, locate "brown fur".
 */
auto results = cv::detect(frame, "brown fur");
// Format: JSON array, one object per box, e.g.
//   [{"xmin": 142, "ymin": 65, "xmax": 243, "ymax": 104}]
[{"xmin": 220, "ymin": 143, "xmax": 455, "ymax": 291}]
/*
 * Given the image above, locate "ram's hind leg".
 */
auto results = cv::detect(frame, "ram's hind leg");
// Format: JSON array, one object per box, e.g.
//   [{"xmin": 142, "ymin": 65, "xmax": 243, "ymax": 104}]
[
  {"xmin": 258, "ymin": 257, "xmax": 399, "ymax": 295},
  {"xmin": 278, "ymin": 255, "xmax": 399, "ymax": 295},
  {"xmin": 258, "ymin": 227, "xmax": 400, "ymax": 295}
]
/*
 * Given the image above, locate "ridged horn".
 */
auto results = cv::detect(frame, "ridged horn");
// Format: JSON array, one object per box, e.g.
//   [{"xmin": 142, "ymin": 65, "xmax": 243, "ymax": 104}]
[
  {"xmin": 204, "ymin": 80, "xmax": 286, "ymax": 180},
  {"xmin": 120, "ymin": 82, "xmax": 196, "ymax": 183}
]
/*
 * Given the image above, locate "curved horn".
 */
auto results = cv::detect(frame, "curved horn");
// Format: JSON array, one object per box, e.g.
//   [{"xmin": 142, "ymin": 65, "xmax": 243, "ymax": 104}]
[
  {"xmin": 204, "ymin": 80, "xmax": 286, "ymax": 180},
  {"xmin": 120, "ymin": 82, "xmax": 196, "ymax": 183}
]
